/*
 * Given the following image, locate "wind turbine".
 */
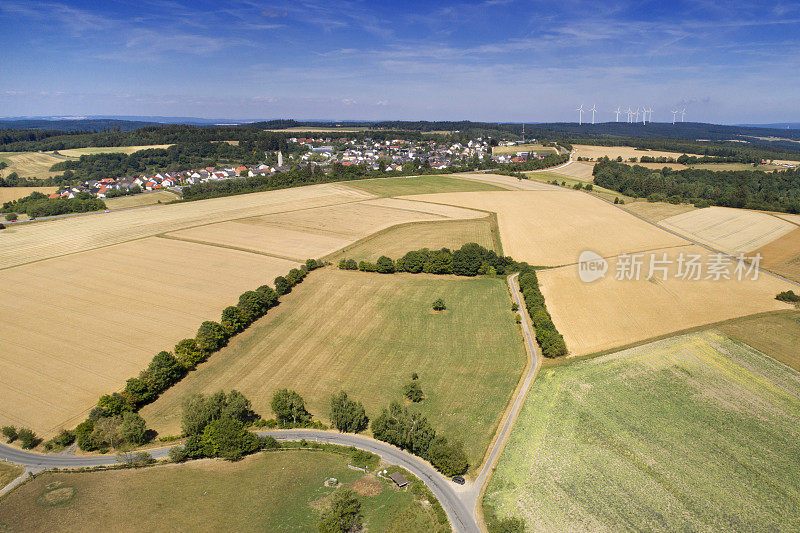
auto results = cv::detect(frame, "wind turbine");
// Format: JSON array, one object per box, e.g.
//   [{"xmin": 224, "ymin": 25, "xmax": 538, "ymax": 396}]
[
  {"xmin": 576, "ymin": 104, "xmax": 584, "ymax": 126},
  {"xmin": 642, "ymin": 106, "xmax": 647, "ymax": 125},
  {"xmin": 627, "ymin": 107, "xmax": 633, "ymax": 123},
  {"xmin": 671, "ymin": 109, "xmax": 678, "ymax": 125},
  {"xmin": 680, "ymin": 108, "xmax": 686, "ymax": 122},
  {"xmin": 647, "ymin": 107, "xmax": 654, "ymax": 123},
  {"xmin": 634, "ymin": 107, "xmax": 640, "ymax": 123},
  {"xmin": 590, "ymin": 104, "xmax": 597, "ymax": 125},
  {"xmin": 615, "ymin": 106, "xmax": 621, "ymax": 122}
]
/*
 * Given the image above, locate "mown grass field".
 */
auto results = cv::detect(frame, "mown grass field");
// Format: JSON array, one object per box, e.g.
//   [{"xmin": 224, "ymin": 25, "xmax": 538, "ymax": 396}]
[
  {"xmin": 326, "ymin": 217, "xmax": 500, "ymax": 263},
  {"xmin": 716, "ymin": 311, "xmax": 800, "ymax": 372},
  {"xmin": 0, "ymin": 151, "xmax": 68, "ymax": 178},
  {"xmin": 0, "ymin": 450, "xmax": 443, "ymax": 532},
  {"xmin": 484, "ymin": 331, "xmax": 800, "ymax": 531},
  {"xmin": 142, "ymin": 269, "xmax": 526, "ymax": 471},
  {"xmin": 491, "ymin": 144, "xmax": 558, "ymax": 155},
  {"xmin": 346, "ymin": 174, "xmax": 506, "ymax": 197},
  {"xmin": 0, "ymin": 462, "xmax": 24, "ymax": 490},
  {"xmin": 103, "ymin": 190, "xmax": 179, "ymax": 209}
]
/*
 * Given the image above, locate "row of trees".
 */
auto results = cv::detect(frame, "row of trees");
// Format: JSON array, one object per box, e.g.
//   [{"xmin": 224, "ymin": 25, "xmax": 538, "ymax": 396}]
[
  {"xmin": 517, "ymin": 267, "xmax": 568, "ymax": 358},
  {"xmin": 74, "ymin": 260, "xmax": 323, "ymax": 451},
  {"xmin": 1, "ymin": 190, "xmax": 106, "ymax": 218},
  {"xmin": 592, "ymin": 158, "xmax": 800, "ymax": 213},
  {"xmin": 2, "ymin": 425, "xmax": 41, "ymax": 449},
  {"xmin": 340, "ymin": 243, "xmax": 518, "ymax": 277}
]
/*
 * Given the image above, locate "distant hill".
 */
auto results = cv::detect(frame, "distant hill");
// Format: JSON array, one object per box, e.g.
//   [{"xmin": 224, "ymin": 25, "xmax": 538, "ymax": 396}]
[
  {"xmin": 0, "ymin": 118, "xmax": 160, "ymax": 132},
  {"xmin": 736, "ymin": 123, "xmax": 800, "ymax": 130}
]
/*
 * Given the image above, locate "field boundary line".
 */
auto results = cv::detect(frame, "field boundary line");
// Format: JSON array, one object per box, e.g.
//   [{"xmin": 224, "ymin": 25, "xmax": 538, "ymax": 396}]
[{"xmin": 155, "ymin": 234, "xmax": 306, "ymax": 262}]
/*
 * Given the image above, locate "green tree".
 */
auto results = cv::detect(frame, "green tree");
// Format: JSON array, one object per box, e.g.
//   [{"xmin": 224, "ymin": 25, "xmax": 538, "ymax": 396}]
[
  {"xmin": 432, "ymin": 298, "xmax": 446, "ymax": 311},
  {"xmin": 123, "ymin": 377, "xmax": 154, "ymax": 407},
  {"xmin": 255, "ymin": 285, "xmax": 279, "ymax": 307},
  {"xmin": 120, "ymin": 411, "xmax": 148, "ymax": 446},
  {"xmin": 237, "ymin": 291, "xmax": 269, "ymax": 322},
  {"xmin": 174, "ymin": 338, "xmax": 206, "ymax": 369},
  {"xmin": 221, "ymin": 305, "xmax": 249, "ymax": 334},
  {"xmin": 329, "ymin": 391, "xmax": 368, "ymax": 433},
  {"xmin": 426, "ymin": 436, "xmax": 468, "ymax": 476},
  {"xmin": 140, "ymin": 351, "xmax": 185, "ymax": 393},
  {"xmin": 318, "ymin": 488, "xmax": 362, "ymax": 533},
  {"xmin": 371, "ymin": 401, "xmax": 436, "ymax": 457},
  {"xmin": 97, "ymin": 393, "xmax": 132, "ymax": 417},
  {"xmin": 196, "ymin": 321, "xmax": 229, "ymax": 353},
  {"xmin": 2, "ymin": 426, "xmax": 17, "ymax": 443},
  {"xmin": 200, "ymin": 416, "xmax": 259, "ymax": 461},
  {"xmin": 403, "ymin": 381, "xmax": 424, "ymax": 402},
  {"xmin": 274, "ymin": 275, "xmax": 291, "ymax": 295},
  {"xmin": 375, "ymin": 255, "xmax": 396, "ymax": 274},
  {"xmin": 17, "ymin": 428, "xmax": 40, "ymax": 450},
  {"xmin": 271, "ymin": 389, "xmax": 311, "ymax": 426}
]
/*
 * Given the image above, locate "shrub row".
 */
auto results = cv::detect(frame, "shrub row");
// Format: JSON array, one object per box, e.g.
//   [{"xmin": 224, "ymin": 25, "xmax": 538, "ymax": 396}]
[
  {"xmin": 74, "ymin": 259, "xmax": 324, "ymax": 451},
  {"xmin": 517, "ymin": 266, "xmax": 568, "ymax": 358},
  {"xmin": 339, "ymin": 243, "xmax": 517, "ymax": 276}
]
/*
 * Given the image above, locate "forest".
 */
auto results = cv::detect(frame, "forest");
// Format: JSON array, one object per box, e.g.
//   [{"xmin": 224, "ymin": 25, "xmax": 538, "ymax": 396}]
[{"xmin": 592, "ymin": 158, "xmax": 800, "ymax": 213}]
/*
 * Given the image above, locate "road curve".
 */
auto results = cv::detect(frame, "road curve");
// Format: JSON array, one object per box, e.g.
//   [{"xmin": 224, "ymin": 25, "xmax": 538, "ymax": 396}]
[{"xmin": 0, "ymin": 429, "xmax": 479, "ymax": 532}]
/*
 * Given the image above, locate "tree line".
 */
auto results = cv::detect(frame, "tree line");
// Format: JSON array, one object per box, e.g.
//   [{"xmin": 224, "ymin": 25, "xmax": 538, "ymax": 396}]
[
  {"xmin": 2, "ymin": 190, "xmax": 106, "ymax": 219},
  {"xmin": 592, "ymin": 158, "xmax": 800, "ymax": 213},
  {"xmin": 71, "ymin": 259, "xmax": 323, "ymax": 453}
]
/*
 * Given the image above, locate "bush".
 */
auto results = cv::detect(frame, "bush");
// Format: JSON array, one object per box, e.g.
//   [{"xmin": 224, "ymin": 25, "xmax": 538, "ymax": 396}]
[
  {"xmin": 432, "ymin": 298, "xmax": 446, "ymax": 311},
  {"xmin": 173, "ymin": 338, "xmax": 206, "ymax": 370},
  {"xmin": 274, "ymin": 275, "xmax": 291, "ymax": 295},
  {"xmin": 403, "ymin": 381, "xmax": 424, "ymax": 402},
  {"xmin": 2, "ymin": 425, "xmax": 17, "ymax": 443},
  {"xmin": 48, "ymin": 429, "xmax": 76, "ymax": 449},
  {"xmin": 375, "ymin": 255, "xmax": 396, "ymax": 274},
  {"xmin": 120, "ymin": 411, "xmax": 149, "ymax": 446},
  {"xmin": 196, "ymin": 321, "xmax": 229, "ymax": 353},
  {"xmin": 221, "ymin": 305, "xmax": 249, "ymax": 334},
  {"xmin": 426, "ymin": 437, "xmax": 468, "ymax": 476},
  {"xmin": 168, "ymin": 446, "xmax": 189, "ymax": 463},
  {"xmin": 200, "ymin": 416, "xmax": 260, "ymax": 461},
  {"xmin": 17, "ymin": 428, "xmax": 41, "ymax": 449},
  {"xmin": 118, "ymin": 451, "xmax": 156, "ymax": 467},
  {"xmin": 5, "ymin": 212, "xmax": 18, "ymax": 221},
  {"xmin": 329, "ymin": 391, "xmax": 369, "ymax": 433},
  {"xmin": 338, "ymin": 258, "xmax": 358, "ymax": 270},
  {"xmin": 318, "ymin": 488, "xmax": 362, "ymax": 533},
  {"xmin": 776, "ymin": 290, "xmax": 800, "ymax": 303}
]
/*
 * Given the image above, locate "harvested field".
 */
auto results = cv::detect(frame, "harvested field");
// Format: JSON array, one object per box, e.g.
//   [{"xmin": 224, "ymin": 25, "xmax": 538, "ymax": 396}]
[
  {"xmin": 449, "ymin": 172, "xmax": 557, "ymax": 191},
  {"xmin": 492, "ymin": 143, "xmax": 558, "ymax": 155},
  {"xmin": 660, "ymin": 206, "xmax": 797, "ymax": 254},
  {"xmin": 774, "ymin": 212, "xmax": 800, "ymax": 225},
  {"xmin": 0, "ymin": 237, "xmax": 297, "ymax": 436},
  {"xmin": 485, "ymin": 331, "xmax": 800, "ymax": 531},
  {"xmin": 525, "ymin": 171, "xmax": 637, "ymax": 203},
  {"xmin": 0, "ymin": 450, "xmax": 442, "ymax": 532},
  {"xmin": 620, "ymin": 201, "xmax": 697, "ymax": 222},
  {"xmin": 166, "ymin": 199, "xmax": 484, "ymax": 260},
  {"xmin": 0, "ymin": 462, "xmax": 24, "ymax": 490},
  {"xmin": 715, "ymin": 311, "xmax": 800, "ymax": 372},
  {"xmin": 546, "ymin": 161, "xmax": 595, "ymax": 181},
  {"xmin": 0, "ymin": 151, "xmax": 69, "ymax": 178},
  {"xmin": 328, "ymin": 217, "xmax": 499, "ymax": 263},
  {"xmin": 345, "ymin": 174, "xmax": 505, "ymax": 197},
  {"xmin": 103, "ymin": 190, "xmax": 179, "ymax": 209},
  {"xmin": 54, "ymin": 145, "xmax": 174, "ymax": 157},
  {"xmin": 754, "ymin": 227, "xmax": 800, "ymax": 283},
  {"xmin": 0, "ymin": 186, "xmax": 58, "ymax": 203},
  {"xmin": 538, "ymin": 245, "xmax": 795, "ymax": 356},
  {"xmin": 572, "ymin": 144, "xmax": 697, "ymax": 161},
  {"xmin": 0, "ymin": 183, "xmax": 370, "ymax": 269},
  {"xmin": 141, "ymin": 269, "xmax": 526, "ymax": 471},
  {"xmin": 403, "ymin": 191, "xmax": 687, "ymax": 266}
]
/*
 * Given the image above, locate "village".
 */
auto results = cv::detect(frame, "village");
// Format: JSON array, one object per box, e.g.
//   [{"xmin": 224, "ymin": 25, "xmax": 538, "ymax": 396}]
[{"xmin": 46, "ymin": 136, "xmax": 553, "ymax": 200}]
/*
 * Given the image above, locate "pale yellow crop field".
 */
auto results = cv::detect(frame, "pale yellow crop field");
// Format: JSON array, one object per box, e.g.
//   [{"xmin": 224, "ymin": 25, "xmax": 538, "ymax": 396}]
[
  {"xmin": 755, "ymin": 227, "xmax": 800, "ymax": 284},
  {"xmin": 0, "ymin": 238, "xmax": 297, "ymax": 436},
  {"xmin": 0, "ymin": 183, "xmax": 371, "ymax": 269},
  {"xmin": 404, "ymin": 191, "xmax": 688, "ymax": 266},
  {"xmin": 0, "ymin": 186, "xmax": 58, "ymax": 203},
  {"xmin": 621, "ymin": 201, "xmax": 697, "ymax": 223},
  {"xmin": 448, "ymin": 173, "xmax": 558, "ymax": 191},
  {"xmin": 660, "ymin": 207, "xmax": 797, "ymax": 254},
  {"xmin": 167, "ymin": 198, "xmax": 485, "ymax": 260},
  {"xmin": 54, "ymin": 145, "xmax": 174, "ymax": 157},
  {"xmin": 547, "ymin": 161, "xmax": 595, "ymax": 181},
  {"xmin": 492, "ymin": 143, "xmax": 558, "ymax": 155},
  {"xmin": 573, "ymin": 144, "xmax": 698, "ymax": 161},
  {"xmin": 538, "ymin": 245, "xmax": 795, "ymax": 356},
  {"xmin": 0, "ymin": 152, "xmax": 69, "ymax": 178},
  {"xmin": 102, "ymin": 190, "xmax": 179, "ymax": 209}
]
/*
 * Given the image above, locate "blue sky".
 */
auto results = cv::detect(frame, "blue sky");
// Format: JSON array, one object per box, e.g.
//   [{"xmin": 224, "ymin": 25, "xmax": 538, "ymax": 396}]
[{"xmin": 2, "ymin": 0, "xmax": 799, "ymax": 123}]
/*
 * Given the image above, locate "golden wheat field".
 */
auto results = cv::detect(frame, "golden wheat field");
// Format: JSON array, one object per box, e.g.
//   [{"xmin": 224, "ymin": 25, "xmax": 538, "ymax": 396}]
[
  {"xmin": 620, "ymin": 201, "xmax": 697, "ymax": 223},
  {"xmin": 404, "ymin": 190, "xmax": 688, "ymax": 266},
  {"xmin": 538, "ymin": 245, "xmax": 796, "ymax": 356},
  {"xmin": 448, "ymin": 172, "xmax": 558, "ymax": 191},
  {"xmin": 0, "ymin": 152, "xmax": 68, "ymax": 178},
  {"xmin": 0, "ymin": 238, "xmax": 297, "ymax": 436},
  {"xmin": 572, "ymin": 144, "xmax": 699, "ymax": 161},
  {"xmin": 660, "ymin": 206, "xmax": 797, "ymax": 254},
  {"xmin": 547, "ymin": 161, "xmax": 595, "ymax": 181},
  {"xmin": 754, "ymin": 227, "xmax": 800, "ymax": 283},
  {"xmin": 0, "ymin": 183, "xmax": 370, "ymax": 269},
  {"xmin": 0, "ymin": 186, "xmax": 58, "ymax": 203}
]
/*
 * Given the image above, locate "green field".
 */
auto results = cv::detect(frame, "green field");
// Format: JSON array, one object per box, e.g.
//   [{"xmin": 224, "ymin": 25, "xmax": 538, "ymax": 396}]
[
  {"xmin": 103, "ymin": 190, "xmax": 179, "ymax": 210},
  {"xmin": 484, "ymin": 331, "xmax": 800, "ymax": 531},
  {"xmin": 346, "ymin": 174, "xmax": 506, "ymax": 197},
  {"xmin": 326, "ymin": 217, "xmax": 501, "ymax": 263},
  {"xmin": 142, "ymin": 269, "xmax": 526, "ymax": 471},
  {"xmin": 716, "ymin": 311, "xmax": 800, "ymax": 372},
  {"xmin": 0, "ymin": 462, "xmax": 24, "ymax": 490},
  {"xmin": 0, "ymin": 450, "xmax": 443, "ymax": 532}
]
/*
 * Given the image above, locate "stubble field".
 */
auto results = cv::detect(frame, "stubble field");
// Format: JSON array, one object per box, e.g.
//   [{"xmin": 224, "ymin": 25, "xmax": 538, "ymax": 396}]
[
  {"xmin": 0, "ymin": 151, "xmax": 68, "ymax": 178},
  {"xmin": 484, "ymin": 331, "xmax": 800, "ymax": 531},
  {"xmin": 404, "ymin": 190, "xmax": 687, "ymax": 266},
  {"xmin": 0, "ymin": 237, "xmax": 297, "ymax": 435},
  {"xmin": 754, "ymin": 227, "xmax": 800, "ymax": 283},
  {"xmin": 572, "ymin": 144, "xmax": 698, "ymax": 161},
  {"xmin": 346, "ymin": 174, "xmax": 506, "ymax": 197},
  {"xmin": 0, "ymin": 186, "xmax": 58, "ymax": 203},
  {"xmin": 141, "ymin": 269, "xmax": 526, "ymax": 471},
  {"xmin": 0, "ymin": 450, "xmax": 441, "ymax": 532},
  {"xmin": 53, "ymin": 145, "xmax": 174, "ymax": 157},
  {"xmin": 101, "ymin": 190, "xmax": 179, "ymax": 209},
  {"xmin": 537, "ymin": 245, "xmax": 795, "ymax": 356}
]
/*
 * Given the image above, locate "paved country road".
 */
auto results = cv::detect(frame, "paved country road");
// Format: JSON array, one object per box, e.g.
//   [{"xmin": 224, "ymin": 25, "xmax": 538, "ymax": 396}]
[{"xmin": 0, "ymin": 429, "xmax": 480, "ymax": 532}]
